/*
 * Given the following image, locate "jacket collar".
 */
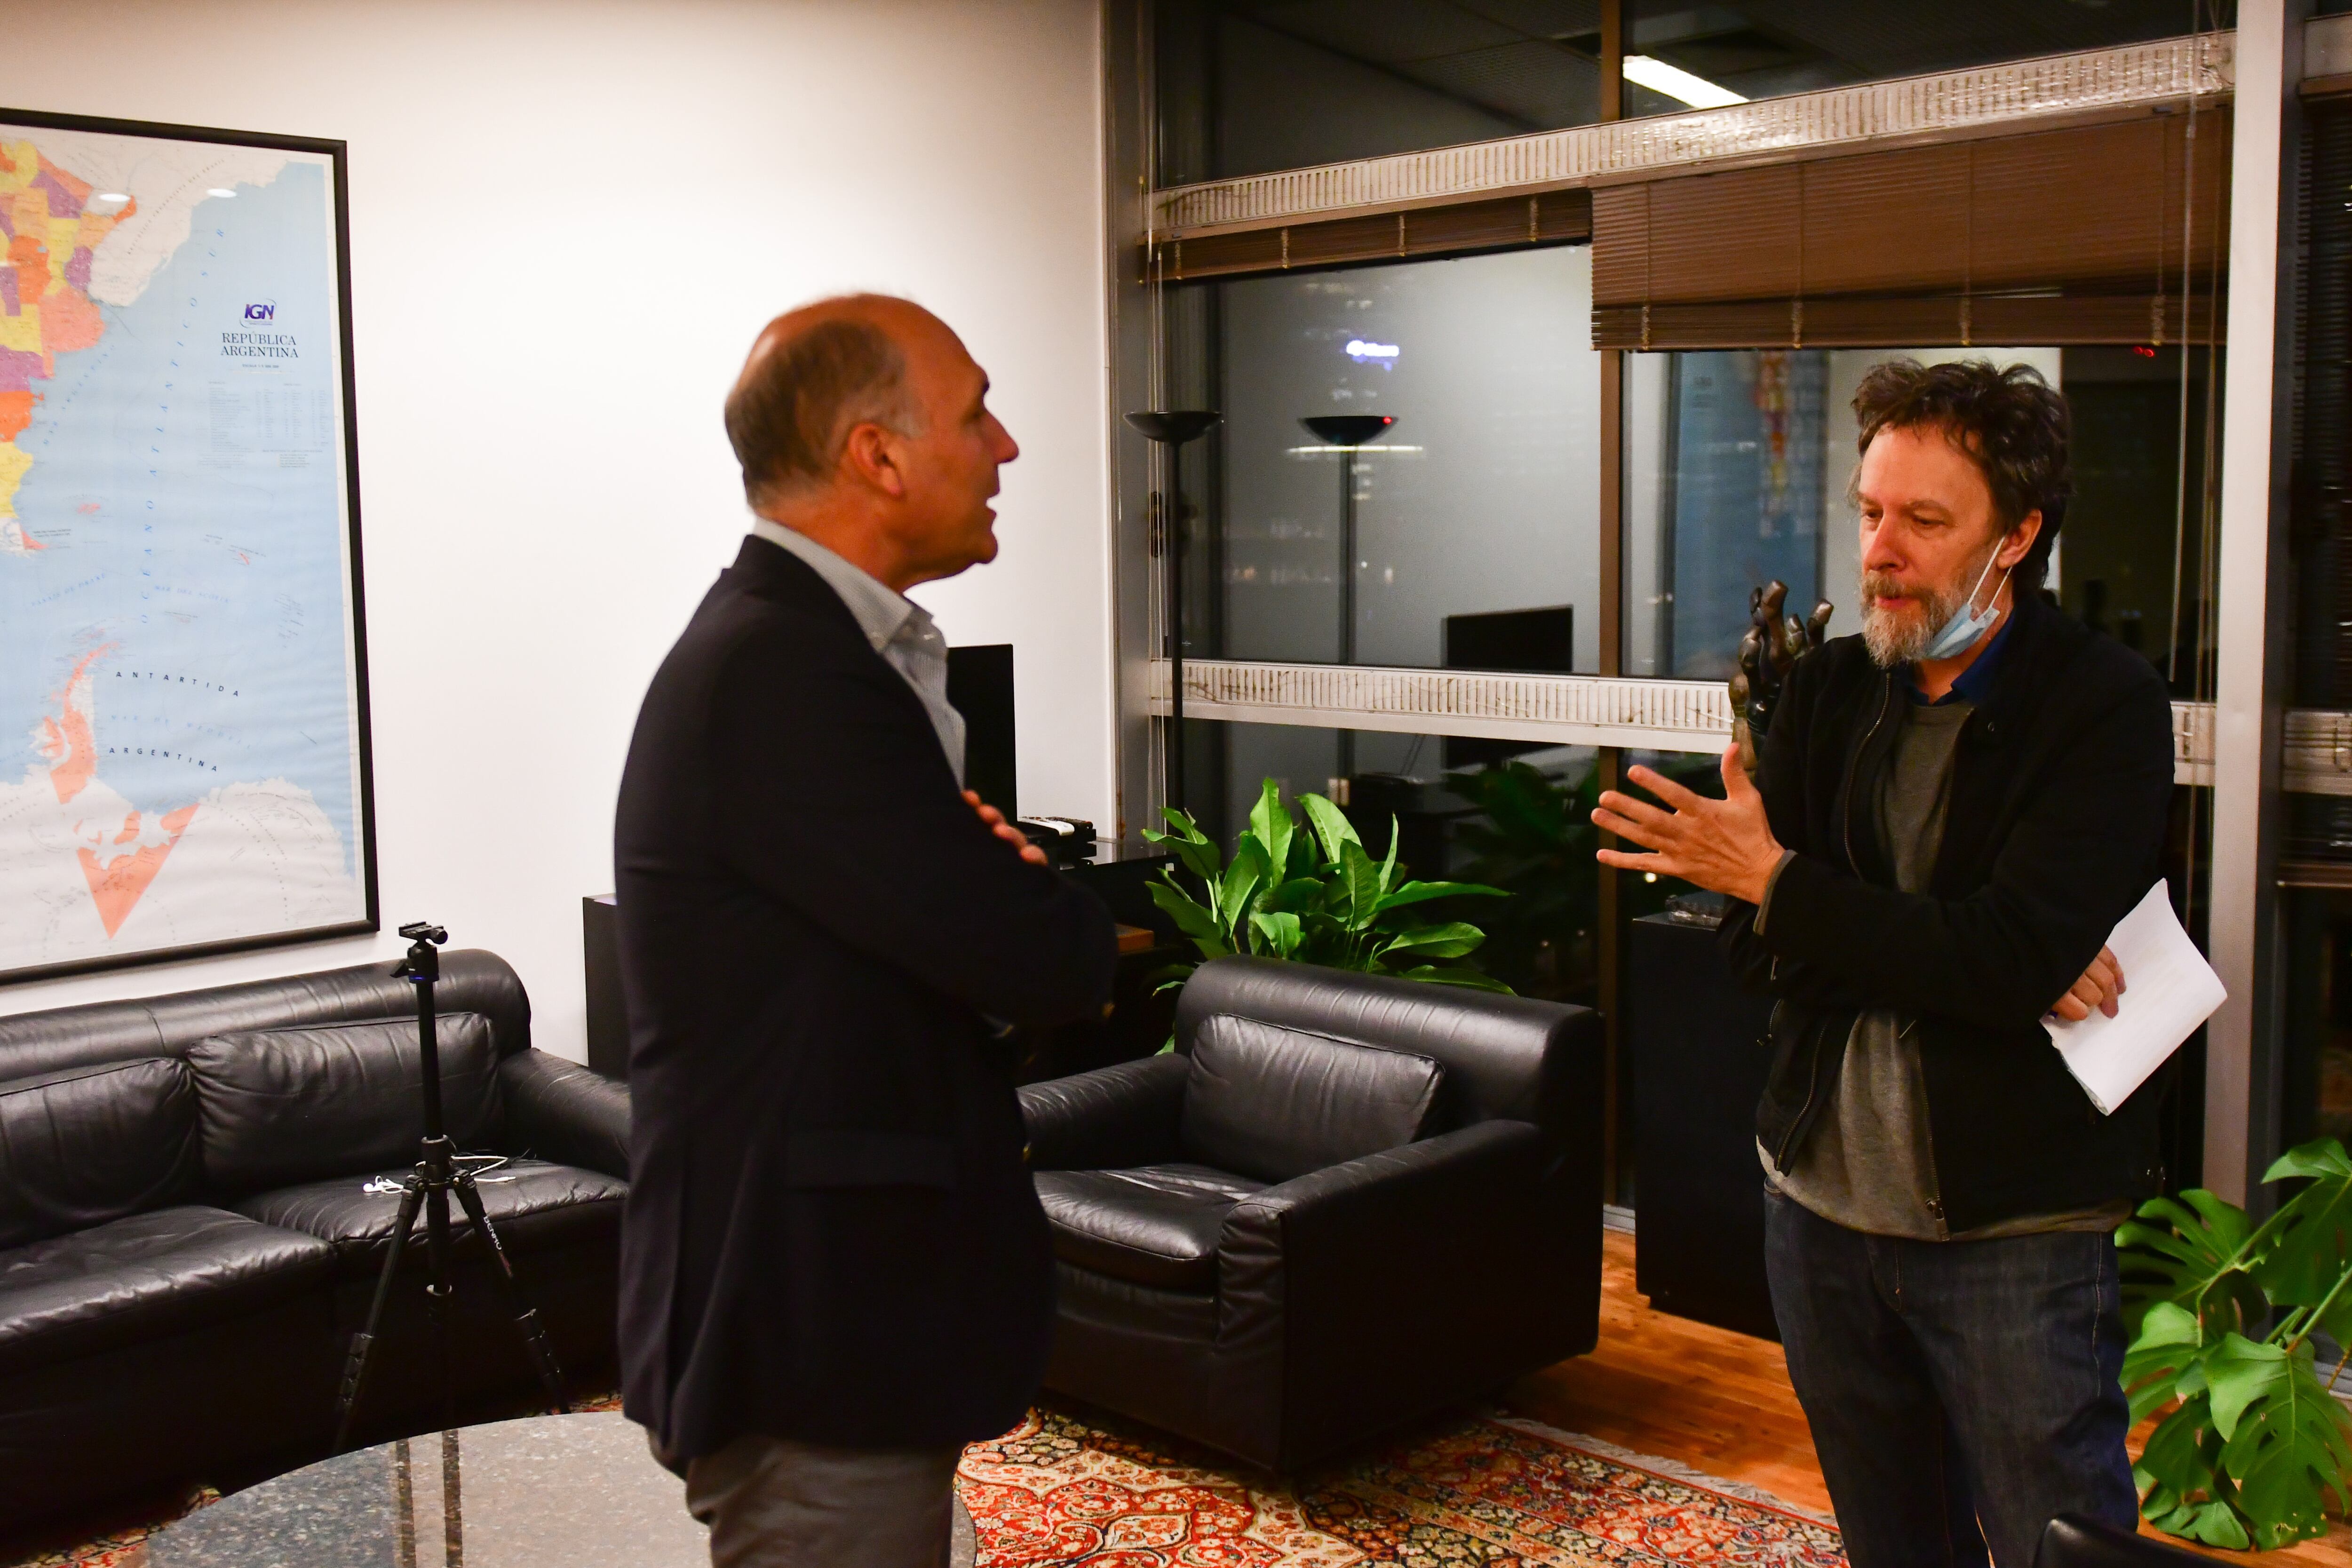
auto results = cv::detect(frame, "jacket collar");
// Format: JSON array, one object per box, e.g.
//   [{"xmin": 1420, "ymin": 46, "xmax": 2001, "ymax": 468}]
[
  {"xmin": 1911, "ymin": 608, "xmax": 2016, "ymax": 708},
  {"xmin": 1961, "ymin": 589, "xmax": 2060, "ymax": 732},
  {"xmin": 724, "ymin": 533, "xmax": 874, "ymax": 644}
]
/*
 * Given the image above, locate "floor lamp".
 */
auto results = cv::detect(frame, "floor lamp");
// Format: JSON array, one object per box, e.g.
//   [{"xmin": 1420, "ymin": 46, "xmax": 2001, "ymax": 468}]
[
  {"xmin": 1126, "ymin": 410, "xmax": 1219, "ymax": 816},
  {"xmin": 1299, "ymin": 414, "xmax": 1397, "ymax": 787}
]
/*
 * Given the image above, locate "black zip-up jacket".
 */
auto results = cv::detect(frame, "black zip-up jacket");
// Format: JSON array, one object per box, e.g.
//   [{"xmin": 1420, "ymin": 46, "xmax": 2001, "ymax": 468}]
[{"xmin": 1718, "ymin": 590, "xmax": 2176, "ymax": 1233}]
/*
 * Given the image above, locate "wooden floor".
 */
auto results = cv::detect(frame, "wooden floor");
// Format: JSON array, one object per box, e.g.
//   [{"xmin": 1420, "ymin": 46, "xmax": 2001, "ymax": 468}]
[{"xmin": 1503, "ymin": 1227, "xmax": 2352, "ymax": 1564}]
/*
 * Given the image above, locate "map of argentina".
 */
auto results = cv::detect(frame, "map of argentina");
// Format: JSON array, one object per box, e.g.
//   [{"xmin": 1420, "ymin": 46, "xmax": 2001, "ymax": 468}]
[{"xmin": 0, "ymin": 118, "xmax": 370, "ymax": 981}]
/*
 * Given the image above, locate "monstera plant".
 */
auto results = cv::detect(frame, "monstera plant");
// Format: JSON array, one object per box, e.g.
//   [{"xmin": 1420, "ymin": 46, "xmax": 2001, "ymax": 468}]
[
  {"xmin": 1141, "ymin": 778, "xmax": 1511, "ymax": 999},
  {"xmin": 2119, "ymin": 1138, "xmax": 2352, "ymax": 1549}
]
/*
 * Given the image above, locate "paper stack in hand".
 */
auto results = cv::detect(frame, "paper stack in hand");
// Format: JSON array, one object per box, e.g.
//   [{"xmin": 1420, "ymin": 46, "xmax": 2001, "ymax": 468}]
[{"xmin": 2043, "ymin": 880, "xmax": 2225, "ymax": 1116}]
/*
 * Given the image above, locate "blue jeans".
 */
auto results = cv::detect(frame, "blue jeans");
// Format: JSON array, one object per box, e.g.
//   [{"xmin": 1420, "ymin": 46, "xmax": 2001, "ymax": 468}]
[{"xmin": 1763, "ymin": 1189, "xmax": 2137, "ymax": 1568}]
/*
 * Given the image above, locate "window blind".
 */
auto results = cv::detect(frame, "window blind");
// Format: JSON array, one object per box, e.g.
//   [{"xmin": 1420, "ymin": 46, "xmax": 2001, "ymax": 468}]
[
  {"xmin": 1590, "ymin": 109, "xmax": 2231, "ymax": 349},
  {"xmin": 1147, "ymin": 190, "xmax": 1591, "ymax": 283}
]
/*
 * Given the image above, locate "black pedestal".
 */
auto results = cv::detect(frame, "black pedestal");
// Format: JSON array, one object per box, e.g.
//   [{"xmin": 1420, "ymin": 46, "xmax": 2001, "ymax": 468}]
[{"xmin": 1628, "ymin": 911, "xmax": 1780, "ymax": 1341}]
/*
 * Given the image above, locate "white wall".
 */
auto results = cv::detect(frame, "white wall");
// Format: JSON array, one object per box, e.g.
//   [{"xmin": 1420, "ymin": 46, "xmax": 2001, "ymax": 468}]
[{"xmin": 0, "ymin": 0, "xmax": 1113, "ymax": 1057}]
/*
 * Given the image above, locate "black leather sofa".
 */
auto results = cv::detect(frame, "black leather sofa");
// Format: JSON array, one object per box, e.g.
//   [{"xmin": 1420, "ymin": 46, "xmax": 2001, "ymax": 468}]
[
  {"xmin": 0, "ymin": 951, "xmax": 629, "ymax": 1536},
  {"xmin": 1019, "ymin": 955, "xmax": 1602, "ymax": 1472}
]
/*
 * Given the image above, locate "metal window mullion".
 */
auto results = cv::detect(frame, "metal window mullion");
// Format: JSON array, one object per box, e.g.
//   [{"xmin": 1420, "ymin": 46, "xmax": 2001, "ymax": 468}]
[{"xmin": 2204, "ymin": 0, "xmax": 2304, "ymax": 1208}]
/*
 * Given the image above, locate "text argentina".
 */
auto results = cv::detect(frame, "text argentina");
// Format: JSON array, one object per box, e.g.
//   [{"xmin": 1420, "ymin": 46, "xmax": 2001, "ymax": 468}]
[{"xmin": 219, "ymin": 332, "xmax": 299, "ymax": 358}]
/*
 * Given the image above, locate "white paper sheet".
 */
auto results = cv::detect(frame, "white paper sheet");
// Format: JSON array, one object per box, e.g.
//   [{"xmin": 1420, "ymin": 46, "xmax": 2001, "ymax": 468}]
[{"xmin": 2043, "ymin": 881, "xmax": 2225, "ymax": 1115}]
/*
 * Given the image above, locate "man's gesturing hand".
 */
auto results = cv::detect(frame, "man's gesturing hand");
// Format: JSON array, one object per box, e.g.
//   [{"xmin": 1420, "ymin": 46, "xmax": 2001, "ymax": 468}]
[
  {"xmin": 1592, "ymin": 745, "xmax": 1785, "ymax": 906},
  {"xmin": 966, "ymin": 790, "xmax": 1048, "ymax": 866},
  {"xmin": 2050, "ymin": 945, "xmax": 2125, "ymax": 1022}
]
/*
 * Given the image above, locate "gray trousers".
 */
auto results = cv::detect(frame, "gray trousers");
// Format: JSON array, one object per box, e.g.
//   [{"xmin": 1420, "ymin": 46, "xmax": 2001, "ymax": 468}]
[{"xmin": 682, "ymin": 1432, "xmax": 961, "ymax": 1568}]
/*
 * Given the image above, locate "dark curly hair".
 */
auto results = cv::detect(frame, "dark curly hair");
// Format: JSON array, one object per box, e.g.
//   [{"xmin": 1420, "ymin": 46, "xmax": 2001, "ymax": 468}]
[{"xmin": 1851, "ymin": 358, "xmax": 2072, "ymax": 590}]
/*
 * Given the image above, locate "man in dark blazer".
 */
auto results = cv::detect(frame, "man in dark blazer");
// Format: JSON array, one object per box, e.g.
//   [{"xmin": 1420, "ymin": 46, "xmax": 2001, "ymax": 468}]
[{"xmin": 614, "ymin": 294, "xmax": 1117, "ymax": 1566}]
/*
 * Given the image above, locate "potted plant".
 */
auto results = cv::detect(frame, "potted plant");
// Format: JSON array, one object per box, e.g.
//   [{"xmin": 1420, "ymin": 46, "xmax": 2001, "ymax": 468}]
[
  {"xmin": 2119, "ymin": 1137, "xmax": 2352, "ymax": 1548},
  {"xmin": 1142, "ymin": 778, "xmax": 1511, "ymax": 997}
]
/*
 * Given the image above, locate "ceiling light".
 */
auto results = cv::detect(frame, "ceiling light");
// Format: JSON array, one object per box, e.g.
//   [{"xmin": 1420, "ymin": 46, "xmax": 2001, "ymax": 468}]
[
  {"xmin": 1622, "ymin": 55, "xmax": 1747, "ymax": 109},
  {"xmin": 207, "ymin": 187, "xmax": 237, "ymax": 198},
  {"xmin": 96, "ymin": 191, "xmax": 129, "ymax": 204}
]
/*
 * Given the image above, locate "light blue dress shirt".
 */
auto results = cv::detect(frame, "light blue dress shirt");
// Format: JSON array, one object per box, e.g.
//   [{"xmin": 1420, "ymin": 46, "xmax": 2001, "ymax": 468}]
[{"xmin": 748, "ymin": 518, "xmax": 966, "ymax": 787}]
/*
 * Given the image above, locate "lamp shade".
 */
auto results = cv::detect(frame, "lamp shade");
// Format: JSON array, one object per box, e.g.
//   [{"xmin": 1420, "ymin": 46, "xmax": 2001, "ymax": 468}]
[
  {"xmin": 1300, "ymin": 415, "xmax": 1397, "ymax": 446},
  {"xmin": 1125, "ymin": 410, "xmax": 1221, "ymax": 446}
]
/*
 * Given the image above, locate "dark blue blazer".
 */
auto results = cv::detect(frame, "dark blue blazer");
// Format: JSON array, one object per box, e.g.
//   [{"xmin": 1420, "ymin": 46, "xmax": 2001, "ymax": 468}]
[{"xmin": 612, "ymin": 534, "xmax": 1115, "ymax": 1458}]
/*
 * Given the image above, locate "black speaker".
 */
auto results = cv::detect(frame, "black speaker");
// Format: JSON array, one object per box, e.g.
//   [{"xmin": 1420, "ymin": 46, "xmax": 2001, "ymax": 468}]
[
  {"xmin": 1440, "ymin": 606, "xmax": 1573, "ymax": 770},
  {"xmin": 948, "ymin": 643, "xmax": 1017, "ymax": 816},
  {"xmin": 1629, "ymin": 910, "xmax": 1780, "ymax": 1340}
]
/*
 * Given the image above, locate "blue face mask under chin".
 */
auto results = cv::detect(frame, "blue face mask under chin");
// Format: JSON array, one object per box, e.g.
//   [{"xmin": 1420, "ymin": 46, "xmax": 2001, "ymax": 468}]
[{"xmin": 1918, "ymin": 541, "xmax": 2012, "ymax": 662}]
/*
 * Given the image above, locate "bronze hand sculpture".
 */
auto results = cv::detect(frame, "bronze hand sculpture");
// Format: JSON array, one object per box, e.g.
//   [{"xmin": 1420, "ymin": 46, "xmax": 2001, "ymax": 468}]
[{"xmin": 1729, "ymin": 581, "xmax": 1834, "ymax": 775}]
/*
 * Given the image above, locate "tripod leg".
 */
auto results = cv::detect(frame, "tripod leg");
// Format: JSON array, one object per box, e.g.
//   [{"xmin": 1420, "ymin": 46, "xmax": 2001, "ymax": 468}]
[
  {"xmin": 450, "ymin": 1172, "xmax": 572, "ymax": 1414},
  {"xmin": 334, "ymin": 1178, "xmax": 425, "ymax": 1454},
  {"xmin": 425, "ymin": 1183, "xmax": 456, "ymax": 1433}
]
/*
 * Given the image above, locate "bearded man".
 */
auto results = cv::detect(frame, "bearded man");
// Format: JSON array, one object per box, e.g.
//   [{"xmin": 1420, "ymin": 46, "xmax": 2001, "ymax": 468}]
[{"xmin": 1589, "ymin": 359, "xmax": 2175, "ymax": 1566}]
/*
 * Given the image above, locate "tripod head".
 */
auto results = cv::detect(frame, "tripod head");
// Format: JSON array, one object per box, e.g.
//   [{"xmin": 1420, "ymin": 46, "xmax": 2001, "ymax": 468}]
[{"xmin": 394, "ymin": 920, "xmax": 448, "ymax": 985}]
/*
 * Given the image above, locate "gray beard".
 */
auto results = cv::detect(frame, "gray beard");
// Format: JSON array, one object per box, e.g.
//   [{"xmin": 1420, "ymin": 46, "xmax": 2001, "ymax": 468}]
[{"xmin": 1859, "ymin": 572, "xmax": 1970, "ymax": 668}]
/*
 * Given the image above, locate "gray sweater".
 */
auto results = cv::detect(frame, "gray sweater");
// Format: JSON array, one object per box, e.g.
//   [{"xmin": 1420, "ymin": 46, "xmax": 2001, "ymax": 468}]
[{"xmin": 1760, "ymin": 696, "xmax": 2129, "ymax": 1241}]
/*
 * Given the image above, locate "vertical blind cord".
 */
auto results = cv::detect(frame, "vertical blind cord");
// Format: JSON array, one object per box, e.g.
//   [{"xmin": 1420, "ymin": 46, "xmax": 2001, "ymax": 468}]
[
  {"xmin": 2179, "ymin": 0, "xmax": 2228, "ymax": 932},
  {"xmin": 2168, "ymin": 8, "xmax": 2203, "ymax": 692}
]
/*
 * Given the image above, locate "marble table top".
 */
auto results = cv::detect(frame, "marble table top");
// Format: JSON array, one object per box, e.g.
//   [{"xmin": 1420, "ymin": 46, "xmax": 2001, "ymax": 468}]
[{"xmin": 144, "ymin": 1411, "xmax": 976, "ymax": 1568}]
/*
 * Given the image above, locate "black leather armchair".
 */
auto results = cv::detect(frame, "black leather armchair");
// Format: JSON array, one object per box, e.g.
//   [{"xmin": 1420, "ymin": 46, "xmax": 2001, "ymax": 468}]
[
  {"xmin": 1020, "ymin": 955, "xmax": 1602, "ymax": 1472},
  {"xmin": 0, "ymin": 951, "xmax": 630, "ymax": 1540}
]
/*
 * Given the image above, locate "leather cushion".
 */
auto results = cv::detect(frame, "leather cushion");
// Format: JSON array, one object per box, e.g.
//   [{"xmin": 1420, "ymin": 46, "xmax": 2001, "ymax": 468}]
[
  {"xmin": 187, "ymin": 1013, "xmax": 503, "ymax": 1194},
  {"xmin": 0, "ymin": 1058, "xmax": 201, "ymax": 1250},
  {"xmin": 233, "ymin": 1158, "xmax": 627, "ymax": 1281},
  {"xmin": 1033, "ymin": 1163, "xmax": 1264, "ymax": 1291},
  {"xmin": 0, "ymin": 1205, "xmax": 334, "ymax": 1377},
  {"xmin": 1180, "ymin": 1014, "xmax": 1445, "ymax": 1183}
]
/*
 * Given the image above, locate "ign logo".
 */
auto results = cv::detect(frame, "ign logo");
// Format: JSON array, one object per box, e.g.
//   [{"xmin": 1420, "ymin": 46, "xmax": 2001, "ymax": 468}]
[{"xmin": 242, "ymin": 302, "xmax": 276, "ymax": 322}]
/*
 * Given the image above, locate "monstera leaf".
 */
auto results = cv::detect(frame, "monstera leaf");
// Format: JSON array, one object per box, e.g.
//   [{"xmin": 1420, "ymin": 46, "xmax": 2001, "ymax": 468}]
[
  {"xmin": 2250, "ymin": 1140, "xmax": 2352, "ymax": 1332},
  {"xmin": 2208, "ymin": 1334, "xmax": 2352, "ymax": 1548},
  {"xmin": 2117, "ymin": 1142, "xmax": 2352, "ymax": 1549},
  {"xmin": 2116, "ymin": 1189, "xmax": 2268, "ymax": 1340},
  {"xmin": 2133, "ymin": 1385, "xmax": 2250, "ymax": 1551}
]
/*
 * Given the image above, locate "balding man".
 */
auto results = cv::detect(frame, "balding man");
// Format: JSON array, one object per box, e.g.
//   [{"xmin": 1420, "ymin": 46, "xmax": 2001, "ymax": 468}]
[{"xmin": 614, "ymin": 295, "xmax": 1117, "ymax": 1566}]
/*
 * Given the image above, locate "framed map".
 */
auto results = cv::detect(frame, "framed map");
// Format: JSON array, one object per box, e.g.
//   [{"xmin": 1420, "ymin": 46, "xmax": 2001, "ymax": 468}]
[{"xmin": 0, "ymin": 111, "xmax": 374, "ymax": 984}]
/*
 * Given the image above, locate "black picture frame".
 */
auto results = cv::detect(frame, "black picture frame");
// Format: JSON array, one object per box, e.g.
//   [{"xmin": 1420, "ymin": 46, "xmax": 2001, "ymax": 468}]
[{"xmin": 0, "ymin": 108, "xmax": 376, "ymax": 986}]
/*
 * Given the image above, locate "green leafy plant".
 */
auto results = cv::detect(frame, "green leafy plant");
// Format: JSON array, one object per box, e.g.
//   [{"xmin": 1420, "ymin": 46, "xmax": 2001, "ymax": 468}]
[
  {"xmin": 1445, "ymin": 755, "xmax": 1724, "ymax": 1000},
  {"xmin": 1142, "ymin": 777, "xmax": 1513, "ymax": 999},
  {"xmin": 2119, "ymin": 1138, "xmax": 2352, "ymax": 1548}
]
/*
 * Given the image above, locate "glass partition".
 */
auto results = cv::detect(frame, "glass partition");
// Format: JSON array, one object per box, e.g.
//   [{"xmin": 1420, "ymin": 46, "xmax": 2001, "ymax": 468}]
[
  {"xmin": 1623, "ymin": 344, "xmax": 2208, "ymax": 691},
  {"xmin": 1205, "ymin": 245, "xmax": 1602, "ymax": 673}
]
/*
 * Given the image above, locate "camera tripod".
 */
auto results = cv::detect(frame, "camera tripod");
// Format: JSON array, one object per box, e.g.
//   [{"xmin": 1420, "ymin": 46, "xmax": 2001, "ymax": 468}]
[{"xmin": 330, "ymin": 922, "xmax": 571, "ymax": 1455}]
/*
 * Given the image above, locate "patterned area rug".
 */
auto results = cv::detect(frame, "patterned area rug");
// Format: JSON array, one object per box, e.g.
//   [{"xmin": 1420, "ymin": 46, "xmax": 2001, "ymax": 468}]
[
  {"xmin": 960, "ymin": 1406, "xmax": 1844, "ymax": 1567},
  {"xmin": 14, "ymin": 1400, "xmax": 1842, "ymax": 1567}
]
